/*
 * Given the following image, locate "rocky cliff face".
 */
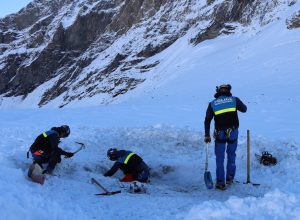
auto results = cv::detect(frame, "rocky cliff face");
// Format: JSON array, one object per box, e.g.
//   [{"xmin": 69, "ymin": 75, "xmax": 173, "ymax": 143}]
[
  {"xmin": 0, "ymin": 0, "xmax": 297, "ymax": 107},
  {"xmin": 287, "ymin": 10, "xmax": 300, "ymax": 28}
]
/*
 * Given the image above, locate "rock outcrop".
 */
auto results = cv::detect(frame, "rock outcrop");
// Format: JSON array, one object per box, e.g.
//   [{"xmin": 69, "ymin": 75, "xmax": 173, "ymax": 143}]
[{"xmin": 287, "ymin": 11, "xmax": 300, "ymax": 28}]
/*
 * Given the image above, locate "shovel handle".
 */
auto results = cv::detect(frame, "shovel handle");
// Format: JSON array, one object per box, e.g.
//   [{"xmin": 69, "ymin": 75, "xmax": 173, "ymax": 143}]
[
  {"xmin": 205, "ymin": 143, "xmax": 209, "ymax": 171},
  {"xmin": 91, "ymin": 178, "xmax": 109, "ymax": 193}
]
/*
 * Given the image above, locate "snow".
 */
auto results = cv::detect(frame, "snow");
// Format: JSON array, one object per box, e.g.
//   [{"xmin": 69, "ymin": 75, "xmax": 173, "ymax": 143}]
[
  {"xmin": 182, "ymin": 190, "xmax": 300, "ymax": 220},
  {"xmin": 1, "ymin": 0, "xmax": 300, "ymax": 219},
  {"xmin": 0, "ymin": 112, "xmax": 299, "ymax": 219}
]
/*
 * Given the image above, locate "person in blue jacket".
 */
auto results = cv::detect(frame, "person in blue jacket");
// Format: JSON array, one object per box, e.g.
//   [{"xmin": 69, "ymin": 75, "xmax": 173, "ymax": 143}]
[
  {"xmin": 104, "ymin": 148, "xmax": 150, "ymax": 183},
  {"xmin": 204, "ymin": 84, "xmax": 247, "ymax": 190},
  {"xmin": 29, "ymin": 125, "xmax": 74, "ymax": 175}
]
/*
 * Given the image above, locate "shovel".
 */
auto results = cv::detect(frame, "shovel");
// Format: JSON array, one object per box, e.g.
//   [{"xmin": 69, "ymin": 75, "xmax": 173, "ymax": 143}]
[
  {"xmin": 204, "ymin": 143, "xmax": 214, "ymax": 189},
  {"xmin": 28, "ymin": 163, "xmax": 46, "ymax": 185}
]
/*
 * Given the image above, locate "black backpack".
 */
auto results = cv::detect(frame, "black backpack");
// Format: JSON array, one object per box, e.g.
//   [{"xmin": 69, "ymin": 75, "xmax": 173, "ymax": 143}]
[{"xmin": 256, "ymin": 151, "xmax": 277, "ymax": 166}]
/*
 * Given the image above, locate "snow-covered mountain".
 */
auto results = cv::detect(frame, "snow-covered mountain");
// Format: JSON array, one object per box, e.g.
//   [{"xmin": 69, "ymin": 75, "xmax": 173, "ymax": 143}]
[{"xmin": 0, "ymin": 0, "xmax": 299, "ymax": 107}]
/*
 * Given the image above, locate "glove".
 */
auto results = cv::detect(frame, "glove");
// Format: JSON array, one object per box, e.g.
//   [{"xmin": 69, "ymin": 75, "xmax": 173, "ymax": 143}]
[
  {"xmin": 64, "ymin": 152, "xmax": 74, "ymax": 158},
  {"xmin": 204, "ymin": 135, "xmax": 211, "ymax": 143}
]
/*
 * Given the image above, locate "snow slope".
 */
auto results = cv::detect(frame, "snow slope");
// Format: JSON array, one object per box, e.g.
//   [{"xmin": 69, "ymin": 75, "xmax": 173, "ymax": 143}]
[{"xmin": 1, "ymin": 0, "xmax": 300, "ymax": 220}]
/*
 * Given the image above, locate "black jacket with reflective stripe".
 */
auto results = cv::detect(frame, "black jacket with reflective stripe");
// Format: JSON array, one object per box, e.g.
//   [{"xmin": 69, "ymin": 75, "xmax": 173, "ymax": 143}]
[
  {"xmin": 104, "ymin": 150, "xmax": 143, "ymax": 177},
  {"xmin": 30, "ymin": 129, "xmax": 64, "ymax": 156}
]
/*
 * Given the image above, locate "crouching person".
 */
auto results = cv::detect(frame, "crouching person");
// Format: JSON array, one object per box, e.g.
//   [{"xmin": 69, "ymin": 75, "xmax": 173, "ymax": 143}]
[
  {"xmin": 28, "ymin": 125, "xmax": 74, "ymax": 178},
  {"xmin": 104, "ymin": 148, "xmax": 150, "ymax": 183}
]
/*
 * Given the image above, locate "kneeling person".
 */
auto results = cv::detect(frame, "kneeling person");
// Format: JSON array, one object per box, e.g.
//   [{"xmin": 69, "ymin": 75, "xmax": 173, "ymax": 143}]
[
  {"xmin": 104, "ymin": 148, "xmax": 150, "ymax": 183},
  {"xmin": 29, "ymin": 125, "xmax": 74, "ymax": 176}
]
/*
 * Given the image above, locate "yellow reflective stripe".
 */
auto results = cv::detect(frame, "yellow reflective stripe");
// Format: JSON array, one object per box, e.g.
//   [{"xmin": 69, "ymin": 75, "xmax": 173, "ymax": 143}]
[
  {"xmin": 215, "ymin": 108, "xmax": 236, "ymax": 115},
  {"xmin": 124, "ymin": 153, "xmax": 135, "ymax": 164},
  {"xmin": 42, "ymin": 132, "xmax": 48, "ymax": 138}
]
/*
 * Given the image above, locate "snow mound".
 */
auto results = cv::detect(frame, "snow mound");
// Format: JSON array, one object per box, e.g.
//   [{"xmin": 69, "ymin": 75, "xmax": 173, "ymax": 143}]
[{"xmin": 182, "ymin": 190, "xmax": 300, "ymax": 220}]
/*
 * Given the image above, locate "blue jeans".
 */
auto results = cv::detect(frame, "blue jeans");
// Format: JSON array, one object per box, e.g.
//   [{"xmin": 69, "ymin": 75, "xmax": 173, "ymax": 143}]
[{"xmin": 214, "ymin": 128, "xmax": 238, "ymax": 185}]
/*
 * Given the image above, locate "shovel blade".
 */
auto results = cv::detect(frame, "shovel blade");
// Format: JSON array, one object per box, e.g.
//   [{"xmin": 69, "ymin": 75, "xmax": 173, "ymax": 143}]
[
  {"xmin": 204, "ymin": 171, "xmax": 214, "ymax": 189},
  {"xmin": 31, "ymin": 173, "xmax": 46, "ymax": 185},
  {"xmin": 28, "ymin": 163, "xmax": 45, "ymax": 185}
]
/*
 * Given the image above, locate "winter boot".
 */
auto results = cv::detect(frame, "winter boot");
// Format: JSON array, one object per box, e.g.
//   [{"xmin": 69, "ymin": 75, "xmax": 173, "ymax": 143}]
[
  {"xmin": 226, "ymin": 179, "xmax": 233, "ymax": 185},
  {"xmin": 215, "ymin": 183, "xmax": 226, "ymax": 190}
]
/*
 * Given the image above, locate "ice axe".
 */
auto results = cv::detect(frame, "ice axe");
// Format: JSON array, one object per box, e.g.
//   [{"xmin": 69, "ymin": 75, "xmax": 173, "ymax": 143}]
[
  {"xmin": 204, "ymin": 143, "xmax": 214, "ymax": 189},
  {"xmin": 73, "ymin": 142, "xmax": 85, "ymax": 154}
]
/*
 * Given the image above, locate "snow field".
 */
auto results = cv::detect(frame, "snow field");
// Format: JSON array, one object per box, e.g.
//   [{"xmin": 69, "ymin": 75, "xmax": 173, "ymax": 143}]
[{"xmin": 0, "ymin": 117, "xmax": 299, "ymax": 219}]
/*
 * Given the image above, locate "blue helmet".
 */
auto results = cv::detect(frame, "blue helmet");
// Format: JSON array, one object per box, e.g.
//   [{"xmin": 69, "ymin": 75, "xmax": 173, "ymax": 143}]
[{"xmin": 107, "ymin": 148, "xmax": 118, "ymax": 160}]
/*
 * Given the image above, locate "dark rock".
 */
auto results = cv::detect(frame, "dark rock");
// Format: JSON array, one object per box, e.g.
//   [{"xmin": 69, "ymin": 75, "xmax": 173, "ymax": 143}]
[
  {"xmin": 287, "ymin": 11, "xmax": 300, "ymax": 29},
  {"xmin": 136, "ymin": 61, "xmax": 160, "ymax": 72},
  {"xmin": 4, "ymin": 49, "xmax": 65, "ymax": 96},
  {"xmin": 191, "ymin": 0, "xmax": 254, "ymax": 45},
  {"xmin": 288, "ymin": 0, "xmax": 297, "ymax": 6},
  {"xmin": 0, "ymin": 54, "xmax": 28, "ymax": 94},
  {"xmin": 191, "ymin": 22, "xmax": 224, "ymax": 45},
  {"xmin": 111, "ymin": 77, "xmax": 145, "ymax": 98},
  {"xmin": 137, "ymin": 38, "xmax": 177, "ymax": 58},
  {"xmin": 62, "ymin": 11, "xmax": 114, "ymax": 51},
  {"xmin": 97, "ymin": 53, "xmax": 128, "ymax": 77},
  {"xmin": 207, "ymin": 0, "xmax": 216, "ymax": 5},
  {"xmin": 0, "ymin": 31, "xmax": 19, "ymax": 44},
  {"xmin": 29, "ymin": 15, "xmax": 54, "ymax": 35},
  {"xmin": 107, "ymin": 0, "xmax": 167, "ymax": 35}
]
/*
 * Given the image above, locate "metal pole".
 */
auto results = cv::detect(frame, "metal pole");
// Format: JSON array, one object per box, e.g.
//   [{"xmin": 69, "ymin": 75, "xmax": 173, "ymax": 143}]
[{"xmin": 246, "ymin": 129, "xmax": 250, "ymax": 183}]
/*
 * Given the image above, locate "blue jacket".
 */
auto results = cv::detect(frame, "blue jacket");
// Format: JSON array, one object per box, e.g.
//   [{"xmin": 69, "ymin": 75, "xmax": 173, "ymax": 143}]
[{"xmin": 204, "ymin": 91, "xmax": 247, "ymax": 135}]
